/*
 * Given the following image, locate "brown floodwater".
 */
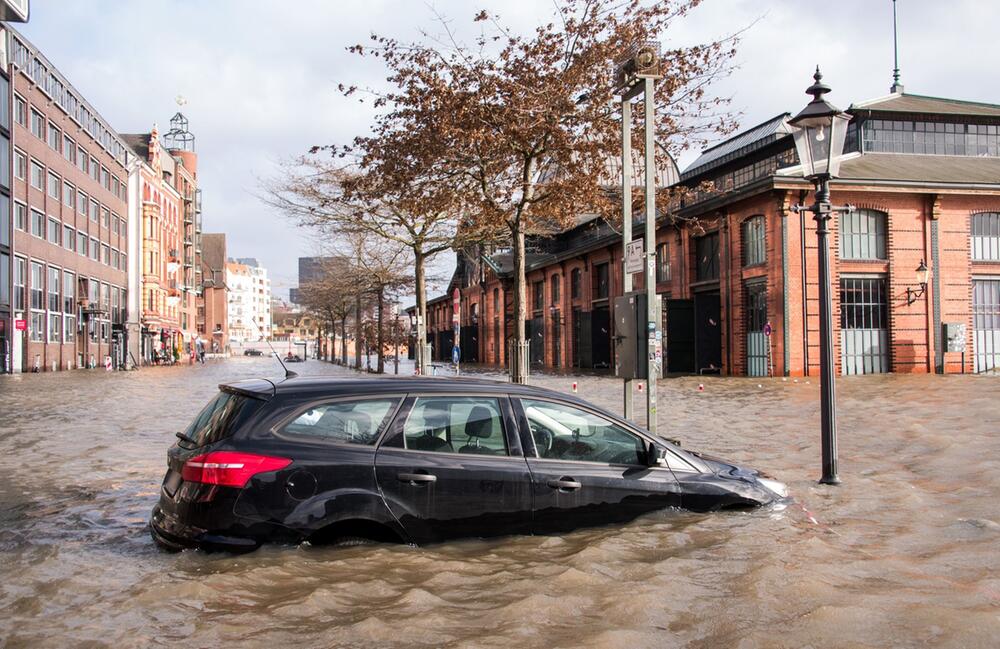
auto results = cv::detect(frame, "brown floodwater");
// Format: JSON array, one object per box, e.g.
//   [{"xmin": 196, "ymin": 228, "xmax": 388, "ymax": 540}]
[{"xmin": 0, "ymin": 358, "xmax": 998, "ymax": 648}]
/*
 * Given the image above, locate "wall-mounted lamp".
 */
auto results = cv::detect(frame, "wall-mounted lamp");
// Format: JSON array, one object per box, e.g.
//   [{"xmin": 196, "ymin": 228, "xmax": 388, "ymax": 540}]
[{"xmin": 906, "ymin": 259, "xmax": 930, "ymax": 305}]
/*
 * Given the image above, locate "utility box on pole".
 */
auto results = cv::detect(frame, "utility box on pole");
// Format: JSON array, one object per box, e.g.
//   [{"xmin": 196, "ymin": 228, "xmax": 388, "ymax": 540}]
[{"xmin": 614, "ymin": 291, "xmax": 649, "ymax": 380}]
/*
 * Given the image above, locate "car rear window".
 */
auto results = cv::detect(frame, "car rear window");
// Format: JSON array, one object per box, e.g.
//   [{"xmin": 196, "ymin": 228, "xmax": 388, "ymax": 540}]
[{"xmin": 181, "ymin": 390, "xmax": 262, "ymax": 448}]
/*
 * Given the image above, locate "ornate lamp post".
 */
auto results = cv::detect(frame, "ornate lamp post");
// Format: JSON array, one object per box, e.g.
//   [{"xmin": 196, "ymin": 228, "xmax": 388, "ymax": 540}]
[{"xmin": 788, "ymin": 68, "xmax": 853, "ymax": 485}]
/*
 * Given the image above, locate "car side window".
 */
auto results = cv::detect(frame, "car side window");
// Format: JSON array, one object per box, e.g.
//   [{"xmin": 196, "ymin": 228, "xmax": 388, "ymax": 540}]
[
  {"xmin": 281, "ymin": 398, "xmax": 400, "ymax": 445},
  {"xmin": 403, "ymin": 397, "xmax": 508, "ymax": 456},
  {"xmin": 521, "ymin": 399, "xmax": 645, "ymax": 465}
]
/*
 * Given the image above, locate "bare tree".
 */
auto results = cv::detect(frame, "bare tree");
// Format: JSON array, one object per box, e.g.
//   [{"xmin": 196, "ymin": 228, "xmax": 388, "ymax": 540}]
[{"xmin": 331, "ymin": 0, "xmax": 737, "ymax": 382}]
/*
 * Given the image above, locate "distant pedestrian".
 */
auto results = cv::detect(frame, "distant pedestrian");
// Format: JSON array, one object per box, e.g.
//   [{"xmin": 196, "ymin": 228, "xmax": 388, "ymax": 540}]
[{"xmin": 196, "ymin": 339, "xmax": 206, "ymax": 364}]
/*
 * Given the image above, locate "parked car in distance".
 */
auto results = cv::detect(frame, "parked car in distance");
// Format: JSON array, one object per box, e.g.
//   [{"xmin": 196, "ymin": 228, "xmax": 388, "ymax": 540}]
[
  {"xmin": 243, "ymin": 349, "xmax": 263, "ymax": 356},
  {"xmin": 150, "ymin": 377, "xmax": 787, "ymax": 552}
]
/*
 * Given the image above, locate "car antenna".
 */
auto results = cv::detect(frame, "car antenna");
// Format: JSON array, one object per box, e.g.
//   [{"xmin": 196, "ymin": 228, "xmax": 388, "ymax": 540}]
[{"xmin": 252, "ymin": 317, "xmax": 296, "ymax": 379}]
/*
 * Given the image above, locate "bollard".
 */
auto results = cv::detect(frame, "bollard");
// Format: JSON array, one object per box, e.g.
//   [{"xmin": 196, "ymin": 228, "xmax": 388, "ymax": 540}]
[
  {"xmin": 571, "ymin": 382, "xmax": 577, "ymax": 393},
  {"xmin": 698, "ymin": 383, "xmax": 704, "ymax": 391}
]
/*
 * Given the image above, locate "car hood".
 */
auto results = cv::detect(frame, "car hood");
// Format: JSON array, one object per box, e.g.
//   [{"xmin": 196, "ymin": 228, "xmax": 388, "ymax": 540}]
[{"xmin": 691, "ymin": 451, "xmax": 761, "ymax": 479}]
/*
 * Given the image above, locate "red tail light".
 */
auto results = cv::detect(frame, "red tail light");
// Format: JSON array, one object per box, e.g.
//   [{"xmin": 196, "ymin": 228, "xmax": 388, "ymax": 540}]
[{"xmin": 182, "ymin": 452, "xmax": 292, "ymax": 488}]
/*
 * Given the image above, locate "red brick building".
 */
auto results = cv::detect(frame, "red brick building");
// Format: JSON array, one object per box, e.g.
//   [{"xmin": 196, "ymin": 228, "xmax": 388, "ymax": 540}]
[
  {"xmin": 414, "ymin": 90, "xmax": 1000, "ymax": 377},
  {"xmin": 5, "ymin": 30, "xmax": 132, "ymax": 371}
]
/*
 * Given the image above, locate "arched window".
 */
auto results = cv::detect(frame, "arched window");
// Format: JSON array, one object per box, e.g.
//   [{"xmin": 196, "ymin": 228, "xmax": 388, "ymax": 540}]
[
  {"xmin": 570, "ymin": 268, "xmax": 581, "ymax": 299},
  {"xmin": 741, "ymin": 216, "xmax": 766, "ymax": 266},
  {"xmin": 971, "ymin": 212, "xmax": 1000, "ymax": 261},
  {"xmin": 840, "ymin": 209, "xmax": 887, "ymax": 260}
]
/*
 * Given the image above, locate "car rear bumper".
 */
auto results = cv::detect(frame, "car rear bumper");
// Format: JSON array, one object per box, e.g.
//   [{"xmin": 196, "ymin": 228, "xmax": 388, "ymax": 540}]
[{"xmin": 150, "ymin": 504, "xmax": 260, "ymax": 553}]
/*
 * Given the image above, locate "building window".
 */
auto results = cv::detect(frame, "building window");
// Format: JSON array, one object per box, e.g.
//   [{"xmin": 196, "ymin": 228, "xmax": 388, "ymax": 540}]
[
  {"xmin": 14, "ymin": 150, "xmax": 25, "ymax": 180},
  {"xmin": 101, "ymin": 207, "xmax": 110, "ymax": 228},
  {"xmin": 102, "ymin": 244, "xmax": 110, "ymax": 265},
  {"xmin": 47, "ymin": 171, "xmax": 60, "ymax": 199},
  {"xmin": 63, "ymin": 225, "xmax": 75, "ymax": 251},
  {"xmin": 30, "ymin": 108, "xmax": 44, "ymax": 139},
  {"xmin": 47, "ymin": 123, "xmax": 61, "ymax": 151},
  {"xmin": 77, "ymin": 148, "xmax": 88, "ymax": 173},
  {"xmin": 14, "ymin": 95, "xmax": 26, "ymax": 126},
  {"xmin": 30, "ymin": 209, "xmax": 44, "ymax": 237},
  {"xmin": 0, "ymin": 253, "xmax": 7, "ymax": 307},
  {"xmin": 63, "ymin": 271, "xmax": 75, "ymax": 314},
  {"xmin": 63, "ymin": 136, "xmax": 76, "ymax": 163},
  {"xmin": 14, "ymin": 202, "xmax": 26, "ymax": 231},
  {"xmin": 695, "ymin": 233, "xmax": 720, "ymax": 281},
  {"xmin": 48, "ymin": 312, "xmax": 61, "ymax": 343},
  {"xmin": 30, "ymin": 261, "xmax": 44, "ymax": 310},
  {"xmin": 592, "ymin": 262, "xmax": 609, "ymax": 300},
  {"xmin": 533, "ymin": 280, "xmax": 544, "ymax": 312},
  {"xmin": 14, "ymin": 257, "xmax": 26, "ymax": 311},
  {"xmin": 119, "ymin": 218, "xmax": 127, "ymax": 237},
  {"xmin": 63, "ymin": 182, "xmax": 75, "ymax": 207},
  {"xmin": 48, "ymin": 266, "xmax": 60, "ymax": 313},
  {"xmin": 89, "ymin": 199, "xmax": 99, "ymax": 222},
  {"xmin": 90, "ymin": 158, "xmax": 99, "ymax": 182},
  {"xmin": 571, "ymin": 268, "xmax": 581, "ymax": 299},
  {"xmin": 120, "ymin": 253, "xmax": 127, "ymax": 271},
  {"xmin": 656, "ymin": 243, "xmax": 671, "ymax": 283},
  {"xmin": 101, "ymin": 166, "xmax": 110, "ymax": 190},
  {"xmin": 30, "ymin": 311, "xmax": 45, "ymax": 342},
  {"xmin": 971, "ymin": 212, "xmax": 1000, "ymax": 261},
  {"xmin": 78, "ymin": 234, "xmax": 88, "ymax": 257},
  {"xmin": 77, "ymin": 191, "xmax": 88, "ymax": 214},
  {"xmin": 551, "ymin": 275, "xmax": 560, "ymax": 304},
  {"xmin": 30, "ymin": 160, "xmax": 44, "ymax": 191},
  {"xmin": 840, "ymin": 209, "xmax": 887, "ymax": 260},
  {"xmin": 862, "ymin": 119, "xmax": 1000, "ymax": 157},
  {"xmin": 741, "ymin": 215, "xmax": 766, "ymax": 266},
  {"xmin": 111, "ymin": 249, "xmax": 119, "ymax": 269},
  {"xmin": 90, "ymin": 237, "xmax": 99, "ymax": 260},
  {"xmin": 47, "ymin": 217, "xmax": 60, "ymax": 245}
]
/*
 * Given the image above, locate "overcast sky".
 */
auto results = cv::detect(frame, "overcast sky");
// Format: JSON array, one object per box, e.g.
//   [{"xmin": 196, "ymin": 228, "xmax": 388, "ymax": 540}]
[{"xmin": 16, "ymin": 0, "xmax": 1000, "ymax": 300}]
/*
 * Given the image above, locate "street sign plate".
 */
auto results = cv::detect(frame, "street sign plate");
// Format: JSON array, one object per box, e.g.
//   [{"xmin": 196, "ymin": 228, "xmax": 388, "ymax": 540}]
[
  {"xmin": 625, "ymin": 240, "xmax": 644, "ymax": 274},
  {"xmin": 764, "ymin": 322, "xmax": 772, "ymax": 337},
  {"xmin": 14, "ymin": 319, "xmax": 26, "ymax": 331},
  {"xmin": 452, "ymin": 346, "xmax": 461, "ymax": 364}
]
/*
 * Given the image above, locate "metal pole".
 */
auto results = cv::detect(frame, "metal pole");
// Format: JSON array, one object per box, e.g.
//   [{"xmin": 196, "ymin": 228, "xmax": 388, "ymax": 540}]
[
  {"xmin": 814, "ymin": 176, "xmax": 840, "ymax": 484},
  {"xmin": 643, "ymin": 76, "xmax": 658, "ymax": 435},
  {"xmin": 621, "ymin": 97, "xmax": 634, "ymax": 421}
]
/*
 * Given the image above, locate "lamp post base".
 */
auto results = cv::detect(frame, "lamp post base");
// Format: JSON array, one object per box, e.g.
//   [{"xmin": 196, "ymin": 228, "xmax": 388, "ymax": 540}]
[{"xmin": 819, "ymin": 474, "xmax": 841, "ymax": 486}]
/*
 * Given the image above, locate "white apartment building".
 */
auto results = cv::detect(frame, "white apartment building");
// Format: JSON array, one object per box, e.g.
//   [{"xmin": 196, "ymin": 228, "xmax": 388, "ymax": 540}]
[{"xmin": 226, "ymin": 257, "xmax": 270, "ymax": 342}]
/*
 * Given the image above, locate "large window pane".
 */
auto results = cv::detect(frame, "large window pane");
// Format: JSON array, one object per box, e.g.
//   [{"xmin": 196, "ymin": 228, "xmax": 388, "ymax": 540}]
[
  {"xmin": 840, "ymin": 209, "xmax": 887, "ymax": 260},
  {"xmin": 403, "ymin": 397, "xmax": 507, "ymax": 456},
  {"xmin": 521, "ymin": 398, "xmax": 645, "ymax": 465},
  {"xmin": 282, "ymin": 398, "xmax": 399, "ymax": 445}
]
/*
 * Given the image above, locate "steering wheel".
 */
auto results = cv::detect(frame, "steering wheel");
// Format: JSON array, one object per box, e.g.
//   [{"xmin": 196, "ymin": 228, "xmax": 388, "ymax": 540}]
[{"xmin": 529, "ymin": 422, "xmax": 553, "ymax": 455}]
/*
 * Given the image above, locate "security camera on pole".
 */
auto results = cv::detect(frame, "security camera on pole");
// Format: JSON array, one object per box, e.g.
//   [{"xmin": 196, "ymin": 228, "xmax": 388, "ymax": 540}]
[{"xmin": 615, "ymin": 43, "xmax": 663, "ymax": 434}]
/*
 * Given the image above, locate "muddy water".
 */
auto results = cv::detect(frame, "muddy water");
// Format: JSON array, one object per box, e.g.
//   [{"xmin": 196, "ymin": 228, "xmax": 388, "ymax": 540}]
[{"xmin": 0, "ymin": 359, "xmax": 997, "ymax": 648}]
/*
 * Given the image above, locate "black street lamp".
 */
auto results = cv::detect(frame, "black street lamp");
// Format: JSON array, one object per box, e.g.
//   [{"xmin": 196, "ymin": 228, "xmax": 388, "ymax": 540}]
[
  {"xmin": 906, "ymin": 260, "xmax": 930, "ymax": 304},
  {"xmin": 789, "ymin": 68, "xmax": 854, "ymax": 486}
]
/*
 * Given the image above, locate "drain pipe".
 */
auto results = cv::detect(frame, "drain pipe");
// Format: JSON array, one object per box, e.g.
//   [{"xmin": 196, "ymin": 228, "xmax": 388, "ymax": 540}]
[{"xmin": 799, "ymin": 189, "xmax": 809, "ymax": 375}]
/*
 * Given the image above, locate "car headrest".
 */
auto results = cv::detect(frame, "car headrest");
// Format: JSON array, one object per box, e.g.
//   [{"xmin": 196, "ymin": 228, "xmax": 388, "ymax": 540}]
[{"xmin": 465, "ymin": 406, "xmax": 494, "ymax": 438}]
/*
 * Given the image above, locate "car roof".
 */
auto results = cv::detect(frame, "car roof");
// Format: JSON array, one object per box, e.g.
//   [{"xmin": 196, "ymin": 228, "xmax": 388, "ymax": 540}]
[{"xmin": 220, "ymin": 375, "xmax": 585, "ymax": 404}]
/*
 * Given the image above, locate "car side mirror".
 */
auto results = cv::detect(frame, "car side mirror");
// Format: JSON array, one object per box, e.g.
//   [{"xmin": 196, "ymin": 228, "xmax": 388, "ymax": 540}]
[{"xmin": 646, "ymin": 441, "xmax": 667, "ymax": 467}]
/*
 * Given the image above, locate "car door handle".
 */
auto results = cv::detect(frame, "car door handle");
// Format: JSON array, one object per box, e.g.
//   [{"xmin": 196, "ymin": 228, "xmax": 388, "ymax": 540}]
[
  {"xmin": 546, "ymin": 477, "xmax": 582, "ymax": 491},
  {"xmin": 398, "ymin": 472, "xmax": 437, "ymax": 484}
]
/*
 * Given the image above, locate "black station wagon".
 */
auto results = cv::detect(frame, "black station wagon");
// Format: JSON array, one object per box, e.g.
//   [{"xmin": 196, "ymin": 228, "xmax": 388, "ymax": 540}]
[{"xmin": 150, "ymin": 376, "xmax": 787, "ymax": 552}]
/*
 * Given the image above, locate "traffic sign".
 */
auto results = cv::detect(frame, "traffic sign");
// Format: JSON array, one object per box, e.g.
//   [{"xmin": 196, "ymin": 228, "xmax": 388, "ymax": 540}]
[
  {"xmin": 452, "ymin": 346, "xmax": 460, "ymax": 364},
  {"xmin": 764, "ymin": 322, "xmax": 772, "ymax": 337},
  {"xmin": 14, "ymin": 319, "xmax": 26, "ymax": 331}
]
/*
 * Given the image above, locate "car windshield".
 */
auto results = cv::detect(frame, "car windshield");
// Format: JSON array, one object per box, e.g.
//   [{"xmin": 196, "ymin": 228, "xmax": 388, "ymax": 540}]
[{"xmin": 180, "ymin": 390, "xmax": 262, "ymax": 448}]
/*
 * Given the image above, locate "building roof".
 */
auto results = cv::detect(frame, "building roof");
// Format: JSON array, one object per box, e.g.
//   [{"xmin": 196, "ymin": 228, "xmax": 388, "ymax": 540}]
[
  {"xmin": 682, "ymin": 114, "xmax": 792, "ymax": 179},
  {"xmin": 121, "ymin": 133, "xmax": 150, "ymax": 161},
  {"xmin": 835, "ymin": 153, "xmax": 1000, "ymax": 185},
  {"xmin": 850, "ymin": 92, "xmax": 1000, "ymax": 118}
]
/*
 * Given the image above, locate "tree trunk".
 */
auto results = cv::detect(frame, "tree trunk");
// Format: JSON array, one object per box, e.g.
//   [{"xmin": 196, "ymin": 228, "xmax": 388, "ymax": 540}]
[
  {"xmin": 511, "ymin": 220, "xmax": 528, "ymax": 383},
  {"xmin": 354, "ymin": 295, "xmax": 363, "ymax": 370},
  {"xmin": 340, "ymin": 315, "xmax": 348, "ymax": 365},
  {"xmin": 414, "ymin": 248, "xmax": 428, "ymax": 375},
  {"xmin": 376, "ymin": 289, "xmax": 385, "ymax": 374}
]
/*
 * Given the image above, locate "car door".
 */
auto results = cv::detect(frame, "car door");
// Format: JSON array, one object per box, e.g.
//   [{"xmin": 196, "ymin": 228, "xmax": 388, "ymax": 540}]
[
  {"xmin": 374, "ymin": 394, "xmax": 533, "ymax": 544},
  {"xmin": 513, "ymin": 397, "xmax": 682, "ymax": 534}
]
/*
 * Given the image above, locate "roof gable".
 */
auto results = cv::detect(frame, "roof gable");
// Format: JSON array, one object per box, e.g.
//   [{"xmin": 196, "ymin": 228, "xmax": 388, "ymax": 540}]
[{"xmin": 851, "ymin": 92, "xmax": 1000, "ymax": 118}]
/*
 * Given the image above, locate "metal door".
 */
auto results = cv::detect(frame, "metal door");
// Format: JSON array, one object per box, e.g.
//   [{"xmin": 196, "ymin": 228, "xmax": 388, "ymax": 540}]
[
  {"xmin": 840, "ymin": 276, "xmax": 890, "ymax": 375},
  {"xmin": 590, "ymin": 306, "xmax": 611, "ymax": 369},
  {"xmin": 694, "ymin": 292, "xmax": 722, "ymax": 373},
  {"xmin": 973, "ymin": 278, "xmax": 1000, "ymax": 373},
  {"xmin": 528, "ymin": 316, "xmax": 544, "ymax": 365},
  {"xmin": 745, "ymin": 282, "xmax": 768, "ymax": 377},
  {"xmin": 665, "ymin": 299, "xmax": 695, "ymax": 373}
]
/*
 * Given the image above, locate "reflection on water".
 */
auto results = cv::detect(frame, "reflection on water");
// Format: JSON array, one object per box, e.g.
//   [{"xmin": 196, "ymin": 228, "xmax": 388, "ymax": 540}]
[{"xmin": 0, "ymin": 360, "xmax": 998, "ymax": 647}]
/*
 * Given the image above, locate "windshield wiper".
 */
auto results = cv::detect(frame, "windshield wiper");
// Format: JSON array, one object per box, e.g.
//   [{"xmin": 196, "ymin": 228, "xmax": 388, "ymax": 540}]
[{"xmin": 175, "ymin": 431, "xmax": 198, "ymax": 445}]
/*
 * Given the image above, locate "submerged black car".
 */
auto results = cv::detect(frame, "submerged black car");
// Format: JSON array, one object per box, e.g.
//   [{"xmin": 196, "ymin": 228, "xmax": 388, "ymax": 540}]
[{"xmin": 150, "ymin": 377, "xmax": 786, "ymax": 552}]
